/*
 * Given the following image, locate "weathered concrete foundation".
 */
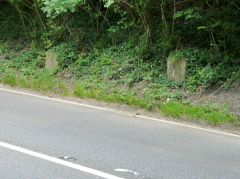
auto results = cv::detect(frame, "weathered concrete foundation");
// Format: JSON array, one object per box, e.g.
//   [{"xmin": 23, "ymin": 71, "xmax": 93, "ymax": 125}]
[
  {"xmin": 45, "ymin": 52, "xmax": 58, "ymax": 71},
  {"xmin": 167, "ymin": 55, "xmax": 186, "ymax": 82}
]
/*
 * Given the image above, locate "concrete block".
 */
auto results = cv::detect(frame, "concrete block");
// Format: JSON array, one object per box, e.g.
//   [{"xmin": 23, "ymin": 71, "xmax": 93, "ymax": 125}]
[
  {"xmin": 45, "ymin": 52, "xmax": 58, "ymax": 71},
  {"xmin": 167, "ymin": 55, "xmax": 186, "ymax": 82}
]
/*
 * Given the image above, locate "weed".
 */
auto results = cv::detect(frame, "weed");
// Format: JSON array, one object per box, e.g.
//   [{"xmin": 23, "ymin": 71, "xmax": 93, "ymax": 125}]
[
  {"xmin": 56, "ymin": 80, "xmax": 69, "ymax": 96},
  {"xmin": 73, "ymin": 82, "xmax": 86, "ymax": 98},
  {"xmin": 1, "ymin": 76, "xmax": 17, "ymax": 87},
  {"xmin": 161, "ymin": 101, "xmax": 239, "ymax": 125},
  {"xmin": 17, "ymin": 76, "xmax": 30, "ymax": 88}
]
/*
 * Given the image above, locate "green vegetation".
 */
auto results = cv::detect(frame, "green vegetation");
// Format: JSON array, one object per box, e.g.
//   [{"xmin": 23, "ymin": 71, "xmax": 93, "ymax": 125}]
[
  {"xmin": 161, "ymin": 101, "xmax": 238, "ymax": 125},
  {"xmin": 0, "ymin": 68, "xmax": 238, "ymax": 126},
  {"xmin": 0, "ymin": 0, "xmax": 240, "ymax": 126},
  {"xmin": 73, "ymin": 81, "xmax": 150, "ymax": 108},
  {"xmin": 0, "ymin": 70, "xmax": 69, "ymax": 96}
]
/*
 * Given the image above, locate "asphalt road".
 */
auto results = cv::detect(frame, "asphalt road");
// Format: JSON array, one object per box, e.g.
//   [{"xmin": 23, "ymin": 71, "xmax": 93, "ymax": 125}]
[{"xmin": 0, "ymin": 88, "xmax": 240, "ymax": 179}]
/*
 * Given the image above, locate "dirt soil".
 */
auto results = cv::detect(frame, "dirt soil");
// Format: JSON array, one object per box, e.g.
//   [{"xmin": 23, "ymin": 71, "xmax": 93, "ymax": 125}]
[{"xmin": 193, "ymin": 80, "xmax": 240, "ymax": 118}]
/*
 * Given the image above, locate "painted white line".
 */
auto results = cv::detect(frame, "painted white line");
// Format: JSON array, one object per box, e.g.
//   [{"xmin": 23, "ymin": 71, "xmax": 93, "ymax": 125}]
[
  {"xmin": 136, "ymin": 115, "xmax": 240, "ymax": 138},
  {"xmin": 0, "ymin": 87, "xmax": 115, "ymax": 112},
  {"xmin": 115, "ymin": 168, "xmax": 138, "ymax": 176},
  {"xmin": 0, "ymin": 87, "xmax": 239, "ymax": 138},
  {"xmin": 0, "ymin": 141, "xmax": 123, "ymax": 179}
]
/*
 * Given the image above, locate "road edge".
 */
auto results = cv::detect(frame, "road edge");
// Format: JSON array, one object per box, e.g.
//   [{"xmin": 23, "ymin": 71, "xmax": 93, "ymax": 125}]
[{"xmin": 0, "ymin": 86, "xmax": 239, "ymax": 138}]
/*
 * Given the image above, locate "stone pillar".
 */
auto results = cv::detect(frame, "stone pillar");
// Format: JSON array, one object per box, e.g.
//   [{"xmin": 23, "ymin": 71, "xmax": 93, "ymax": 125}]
[
  {"xmin": 45, "ymin": 52, "xmax": 58, "ymax": 71},
  {"xmin": 0, "ymin": 49, "xmax": 3, "ymax": 61},
  {"xmin": 167, "ymin": 55, "xmax": 186, "ymax": 82}
]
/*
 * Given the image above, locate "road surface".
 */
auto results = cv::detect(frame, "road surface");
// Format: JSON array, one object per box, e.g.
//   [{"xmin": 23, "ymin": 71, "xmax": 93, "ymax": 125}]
[{"xmin": 0, "ymin": 88, "xmax": 240, "ymax": 178}]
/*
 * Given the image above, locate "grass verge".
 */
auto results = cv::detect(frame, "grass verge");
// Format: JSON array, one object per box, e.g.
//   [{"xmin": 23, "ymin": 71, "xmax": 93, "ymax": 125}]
[
  {"xmin": 0, "ymin": 70, "xmax": 239, "ymax": 126},
  {"xmin": 161, "ymin": 101, "xmax": 239, "ymax": 125}
]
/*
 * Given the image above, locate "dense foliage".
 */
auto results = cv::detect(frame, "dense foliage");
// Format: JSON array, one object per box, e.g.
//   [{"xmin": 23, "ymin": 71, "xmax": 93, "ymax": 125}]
[{"xmin": 0, "ymin": 0, "xmax": 240, "ymax": 90}]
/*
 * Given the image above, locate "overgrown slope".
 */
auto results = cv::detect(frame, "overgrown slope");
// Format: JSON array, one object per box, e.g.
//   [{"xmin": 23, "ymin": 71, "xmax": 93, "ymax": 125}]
[{"xmin": 0, "ymin": 0, "xmax": 240, "ymax": 126}]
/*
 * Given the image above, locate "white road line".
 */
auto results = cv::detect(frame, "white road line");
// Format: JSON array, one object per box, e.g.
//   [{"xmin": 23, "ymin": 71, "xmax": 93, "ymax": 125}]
[
  {"xmin": 115, "ymin": 169, "xmax": 138, "ymax": 176},
  {"xmin": 0, "ymin": 87, "xmax": 239, "ymax": 138},
  {"xmin": 0, "ymin": 141, "xmax": 124, "ymax": 179}
]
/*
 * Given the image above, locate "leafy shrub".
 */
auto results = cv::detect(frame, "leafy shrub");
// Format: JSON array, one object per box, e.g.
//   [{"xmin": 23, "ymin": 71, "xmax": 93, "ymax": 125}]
[{"xmin": 49, "ymin": 42, "xmax": 78, "ymax": 68}]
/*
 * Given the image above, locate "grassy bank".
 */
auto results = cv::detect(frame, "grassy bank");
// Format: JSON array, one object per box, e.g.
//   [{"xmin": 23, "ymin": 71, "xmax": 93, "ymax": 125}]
[
  {"xmin": 1, "ymin": 0, "xmax": 240, "ymax": 128},
  {"xmin": 0, "ymin": 68, "xmax": 238, "ymax": 126}
]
